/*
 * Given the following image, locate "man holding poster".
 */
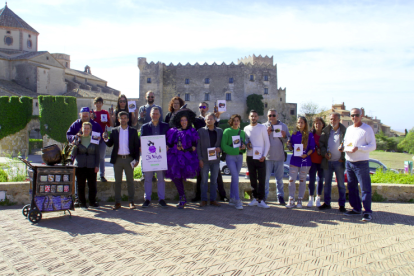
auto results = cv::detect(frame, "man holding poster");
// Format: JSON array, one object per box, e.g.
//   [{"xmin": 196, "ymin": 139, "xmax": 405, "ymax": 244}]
[
  {"xmin": 196, "ymin": 113, "xmax": 223, "ymax": 207},
  {"xmin": 140, "ymin": 107, "xmax": 170, "ymax": 208}
]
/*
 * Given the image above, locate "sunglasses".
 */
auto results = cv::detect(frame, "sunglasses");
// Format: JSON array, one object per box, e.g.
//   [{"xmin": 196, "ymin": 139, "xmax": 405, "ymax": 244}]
[
  {"xmin": 351, "ymin": 114, "xmax": 360, "ymax": 117},
  {"xmin": 119, "ymin": 100, "xmax": 126, "ymax": 103},
  {"xmin": 199, "ymin": 106, "xmax": 207, "ymax": 109},
  {"xmin": 268, "ymin": 114, "xmax": 276, "ymax": 117},
  {"xmin": 147, "ymin": 96, "xmax": 154, "ymax": 99}
]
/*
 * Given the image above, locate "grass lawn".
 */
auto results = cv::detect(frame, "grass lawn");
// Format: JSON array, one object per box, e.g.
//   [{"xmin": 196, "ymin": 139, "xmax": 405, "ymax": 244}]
[{"xmin": 370, "ymin": 151, "xmax": 414, "ymax": 169}]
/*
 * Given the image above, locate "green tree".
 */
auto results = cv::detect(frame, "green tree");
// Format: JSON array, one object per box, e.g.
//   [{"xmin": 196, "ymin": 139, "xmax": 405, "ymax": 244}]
[
  {"xmin": 398, "ymin": 128, "xmax": 414, "ymax": 154},
  {"xmin": 375, "ymin": 131, "xmax": 397, "ymax": 151},
  {"xmin": 0, "ymin": 96, "xmax": 32, "ymax": 140},
  {"xmin": 246, "ymin": 94, "xmax": 264, "ymax": 116}
]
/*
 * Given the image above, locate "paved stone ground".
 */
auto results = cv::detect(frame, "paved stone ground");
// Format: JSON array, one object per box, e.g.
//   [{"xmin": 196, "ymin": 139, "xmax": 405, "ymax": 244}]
[{"xmin": 1, "ymin": 201, "xmax": 414, "ymax": 275}]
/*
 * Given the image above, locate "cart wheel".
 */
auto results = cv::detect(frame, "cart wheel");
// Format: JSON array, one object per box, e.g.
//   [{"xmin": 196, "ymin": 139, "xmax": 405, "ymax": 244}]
[
  {"xmin": 22, "ymin": 204, "xmax": 31, "ymax": 217},
  {"xmin": 28, "ymin": 209, "xmax": 42, "ymax": 223}
]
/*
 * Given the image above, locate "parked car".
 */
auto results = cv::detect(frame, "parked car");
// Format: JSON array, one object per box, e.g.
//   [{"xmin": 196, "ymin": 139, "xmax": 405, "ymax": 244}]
[
  {"xmin": 339, "ymin": 158, "xmax": 398, "ymax": 183},
  {"xmin": 220, "ymin": 161, "xmax": 231, "ymax": 175}
]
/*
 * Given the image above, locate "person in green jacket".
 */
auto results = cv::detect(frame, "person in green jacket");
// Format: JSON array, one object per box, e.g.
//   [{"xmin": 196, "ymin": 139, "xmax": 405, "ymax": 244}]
[{"xmin": 221, "ymin": 114, "xmax": 246, "ymax": 210}]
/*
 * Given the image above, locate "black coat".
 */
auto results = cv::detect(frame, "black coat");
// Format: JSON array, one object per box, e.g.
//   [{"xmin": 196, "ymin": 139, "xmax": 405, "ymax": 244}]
[
  {"xmin": 105, "ymin": 126, "xmax": 141, "ymax": 164},
  {"xmin": 140, "ymin": 121, "xmax": 170, "ymax": 137}
]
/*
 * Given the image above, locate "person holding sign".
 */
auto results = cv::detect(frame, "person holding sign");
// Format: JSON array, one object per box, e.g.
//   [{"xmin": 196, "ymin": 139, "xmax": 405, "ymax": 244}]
[
  {"xmin": 196, "ymin": 113, "xmax": 223, "ymax": 207},
  {"xmin": 244, "ymin": 110, "xmax": 270, "ymax": 209},
  {"xmin": 111, "ymin": 94, "xmax": 138, "ymax": 128},
  {"xmin": 166, "ymin": 108, "xmax": 200, "ymax": 209},
  {"xmin": 221, "ymin": 114, "xmax": 246, "ymax": 210},
  {"xmin": 140, "ymin": 107, "xmax": 170, "ymax": 208},
  {"xmin": 285, "ymin": 117, "xmax": 315, "ymax": 209},
  {"xmin": 71, "ymin": 122, "xmax": 100, "ymax": 210},
  {"xmin": 90, "ymin": 97, "xmax": 112, "ymax": 182}
]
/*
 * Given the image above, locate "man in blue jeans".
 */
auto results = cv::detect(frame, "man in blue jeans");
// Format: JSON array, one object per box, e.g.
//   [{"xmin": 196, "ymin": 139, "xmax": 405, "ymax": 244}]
[
  {"xmin": 342, "ymin": 108, "xmax": 376, "ymax": 221},
  {"xmin": 318, "ymin": 112, "xmax": 347, "ymax": 212},
  {"xmin": 263, "ymin": 109, "xmax": 290, "ymax": 205}
]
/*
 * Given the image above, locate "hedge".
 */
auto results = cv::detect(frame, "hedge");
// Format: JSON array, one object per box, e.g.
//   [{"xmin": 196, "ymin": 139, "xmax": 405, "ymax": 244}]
[
  {"xmin": 0, "ymin": 96, "xmax": 33, "ymax": 140},
  {"xmin": 39, "ymin": 96, "xmax": 78, "ymax": 143}
]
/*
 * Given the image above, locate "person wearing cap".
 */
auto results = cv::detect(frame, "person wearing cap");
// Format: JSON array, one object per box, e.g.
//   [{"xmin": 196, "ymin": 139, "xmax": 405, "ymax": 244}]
[{"xmin": 90, "ymin": 97, "xmax": 112, "ymax": 182}]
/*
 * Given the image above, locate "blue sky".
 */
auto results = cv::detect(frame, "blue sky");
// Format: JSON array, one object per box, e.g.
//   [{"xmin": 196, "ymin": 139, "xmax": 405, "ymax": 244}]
[{"xmin": 9, "ymin": 0, "xmax": 414, "ymax": 131}]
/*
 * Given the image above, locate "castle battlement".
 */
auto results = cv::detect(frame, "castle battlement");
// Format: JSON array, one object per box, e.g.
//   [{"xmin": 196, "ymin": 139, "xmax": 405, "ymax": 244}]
[{"xmin": 138, "ymin": 58, "xmax": 274, "ymax": 69}]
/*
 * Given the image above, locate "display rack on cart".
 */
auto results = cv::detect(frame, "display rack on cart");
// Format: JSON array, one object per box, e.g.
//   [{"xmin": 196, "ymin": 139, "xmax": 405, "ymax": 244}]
[{"xmin": 19, "ymin": 158, "xmax": 76, "ymax": 223}]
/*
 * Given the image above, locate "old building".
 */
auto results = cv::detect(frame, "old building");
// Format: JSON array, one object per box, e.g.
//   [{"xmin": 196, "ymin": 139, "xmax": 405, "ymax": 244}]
[{"xmin": 137, "ymin": 54, "xmax": 297, "ymax": 122}]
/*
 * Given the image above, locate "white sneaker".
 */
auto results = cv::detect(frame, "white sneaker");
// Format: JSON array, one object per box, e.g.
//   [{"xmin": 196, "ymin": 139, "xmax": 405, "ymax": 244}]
[
  {"xmin": 297, "ymin": 197, "xmax": 303, "ymax": 209},
  {"xmin": 285, "ymin": 197, "xmax": 295, "ymax": 209},
  {"xmin": 315, "ymin": 196, "xmax": 321, "ymax": 207},
  {"xmin": 248, "ymin": 198, "xmax": 258, "ymax": 207},
  {"xmin": 228, "ymin": 198, "xmax": 235, "ymax": 206},
  {"xmin": 307, "ymin": 196, "xmax": 314, "ymax": 207},
  {"xmin": 235, "ymin": 199, "xmax": 243, "ymax": 210},
  {"xmin": 257, "ymin": 200, "xmax": 270, "ymax": 209}
]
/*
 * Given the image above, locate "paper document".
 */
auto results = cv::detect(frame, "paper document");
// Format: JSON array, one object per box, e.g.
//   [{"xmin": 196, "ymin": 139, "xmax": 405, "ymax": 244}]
[
  {"xmin": 344, "ymin": 141, "xmax": 355, "ymax": 152},
  {"xmin": 273, "ymin": 125, "xmax": 282, "ymax": 138},
  {"xmin": 128, "ymin": 101, "xmax": 136, "ymax": 112},
  {"xmin": 293, "ymin": 144, "xmax": 303, "ymax": 157},
  {"xmin": 217, "ymin": 100, "xmax": 226, "ymax": 112},
  {"xmin": 253, "ymin": 146, "xmax": 262, "ymax": 160},
  {"xmin": 90, "ymin": 131, "xmax": 100, "ymax": 145},
  {"xmin": 130, "ymin": 159, "xmax": 137, "ymax": 169},
  {"xmin": 232, "ymin": 135, "xmax": 241, "ymax": 148},
  {"xmin": 207, "ymin": 147, "xmax": 217, "ymax": 161}
]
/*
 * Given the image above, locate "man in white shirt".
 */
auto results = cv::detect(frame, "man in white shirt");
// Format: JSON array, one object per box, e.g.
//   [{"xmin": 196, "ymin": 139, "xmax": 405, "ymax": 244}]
[
  {"xmin": 244, "ymin": 110, "xmax": 270, "ymax": 208},
  {"xmin": 342, "ymin": 108, "xmax": 376, "ymax": 221}
]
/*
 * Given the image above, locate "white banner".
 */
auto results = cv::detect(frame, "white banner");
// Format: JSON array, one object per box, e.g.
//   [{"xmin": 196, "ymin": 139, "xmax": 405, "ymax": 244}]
[{"xmin": 141, "ymin": 135, "xmax": 168, "ymax": 172}]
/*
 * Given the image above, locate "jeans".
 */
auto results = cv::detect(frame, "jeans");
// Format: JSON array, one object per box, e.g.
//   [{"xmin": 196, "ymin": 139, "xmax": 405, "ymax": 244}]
[
  {"xmin": 114, "ymin": 156, "xmax": 135, "ymax": 203},
  {"xmin": 309, "ymin": 162, "xmax": 324, "ymax": 196},
  {"xmin": 75, "ymin": 167, "xmax": 97, "ymax": 206},
  {"xmin": 346, "ymin": 160, "xmax": 372, "ymax": 214},
  {"xmin": 226, "ymin": 154, "xmax": 243, "ymax": 200},
  {"xmin": 246, "ymin": 156, "xmax": 266, "ymax": 201},
  {"xmin": 98, "ymin": 141, "xmax": 107, "ymax": 178},
  {"xmin": 195, "ymin": 170, "xmax": 226, "ymax": 199},
  {"xmin": 324, "ymin": 161, "xmax": 346, "ymax": 206},
  {"xmin": 143, "ymin": 170, "xmax": 165, "ymax": 201},
  {"xmin": 288, "ymin": 165, "xmax": 310, "ymax": 198},
  {"xmin": 265, "ymin": 160, "xmax": 285, "ymax": 200},
  {"xmin": 200, "ymin": 162, "xmax": 220, "ymax": 201}
]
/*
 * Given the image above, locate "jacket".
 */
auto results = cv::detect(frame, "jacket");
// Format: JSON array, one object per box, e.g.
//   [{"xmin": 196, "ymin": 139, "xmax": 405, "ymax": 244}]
[
  {"xmin": 319, "ymin": 123, "xmax": 347, "ymax": 170},
  {"xmin": 66, "ymin": 119, "xmax": 103, "ymax": 143},
  {"xmin": 140, "ymin": 121, "xmax": 170, "ymax": 137},
  {"xmin": 197, "ymin": 126, "xmax": 223, "ymax": 163},
  {"xmin": 73, "ymin": 142, "xmax": 100, "ymax": 168},
  {"xmin": 105, "ymin": 126, "xmax": 141, "ymax": 164}
]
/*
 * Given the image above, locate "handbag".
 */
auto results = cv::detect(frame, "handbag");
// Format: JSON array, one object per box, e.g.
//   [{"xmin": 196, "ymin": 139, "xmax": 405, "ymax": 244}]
[{"xmin": 221, "ymin": 128, "xmax": 241, "ymax": 161}]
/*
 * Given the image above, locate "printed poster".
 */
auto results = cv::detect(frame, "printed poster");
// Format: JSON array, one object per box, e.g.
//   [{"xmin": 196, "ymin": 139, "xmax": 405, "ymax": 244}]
[
  {"xmin": 91, "ymin": 131, "xmax": 100, "ymax": 145},
  {"xmin": 141, "ymin": 135, "xmax": 168, "ymax": 172},
  {"xmin": 217, "ymin": 100, "xmax": 226, "ymax": 112},
  {"xmin": 344, "ymin": 140, "xmax": 355, "ymax": 152},
  {"xmin": 294, "ymin": 144, "xmax": 304, "ymax": 157},
  {"xmin": 232, "ymin": 135, "xmax": 241, "ymax": 148},
  {"xmin": 101, "ymin": 113, "xmax": 108, "ymax": 122},
  {"xmin": 128, "ymin": 101, "xmax": 137, "ymax": 112},
  {"xmin": 253, "ymin": 146, "xmax": 262, "ymax": 160},
  {"xmin": 207, "ymin": 147, "xmax": 217, "ymax": 161},
  {"xmin": 273, "ymin": 125, "xmax": 282, "ymax": 138}
]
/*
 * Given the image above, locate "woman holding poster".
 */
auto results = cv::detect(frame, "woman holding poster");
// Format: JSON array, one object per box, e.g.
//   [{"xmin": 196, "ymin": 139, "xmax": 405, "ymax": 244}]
[
  {"xmin": 111, "ymin": 94, "xmax": 138, "ymax": 128},
  {"xmin": 166, "ymin": 108, "xmax": 200, "ymax": 209},
  {"xmin": 286, "ymin": 116, "xmax": 315, "ymax": 209}
]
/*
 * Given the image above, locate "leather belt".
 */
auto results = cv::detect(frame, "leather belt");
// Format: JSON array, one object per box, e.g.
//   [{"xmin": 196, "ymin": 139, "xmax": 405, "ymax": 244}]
[{"xmin": 118, "ymin": 155, "xmax": 130, "ymax": 159}]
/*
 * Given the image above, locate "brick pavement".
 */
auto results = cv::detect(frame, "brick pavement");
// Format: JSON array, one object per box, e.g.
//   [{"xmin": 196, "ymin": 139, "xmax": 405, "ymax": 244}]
[{"xmin": 1, "ymin": 201, "xmax": 414, "ymax": 275}]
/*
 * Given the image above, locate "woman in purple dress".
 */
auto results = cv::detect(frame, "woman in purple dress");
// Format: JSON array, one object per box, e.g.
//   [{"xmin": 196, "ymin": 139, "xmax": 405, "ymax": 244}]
[
  {"xmin": 286, "ymin": 116, "xmax": 315, "ymax": 209},
  {"xmin": 166, "ymin": 108, "xmax": 199, "ymax": 208}
]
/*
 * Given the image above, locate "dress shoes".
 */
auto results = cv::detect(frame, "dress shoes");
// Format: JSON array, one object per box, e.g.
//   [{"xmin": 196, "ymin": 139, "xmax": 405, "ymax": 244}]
[
  {"xmin": 129, "ymin": 202, "xmax": 136, "ymax": 209},
  {"xmin": 210, "ymin": 201, "xmax": 221, "ymax": 207},
  {"xmin": 112, "ymin": 203, "xmax": 121, "ymax": 210}
]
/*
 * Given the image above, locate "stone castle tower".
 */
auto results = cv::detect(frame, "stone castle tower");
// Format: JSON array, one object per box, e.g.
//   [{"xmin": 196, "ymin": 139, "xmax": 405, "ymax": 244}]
[{"xmin": 137, "ymin": 54, "xmax": 297, "ymax": 122}]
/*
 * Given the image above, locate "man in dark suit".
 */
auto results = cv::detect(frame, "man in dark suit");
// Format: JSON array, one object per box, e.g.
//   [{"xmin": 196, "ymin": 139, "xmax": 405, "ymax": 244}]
[
  {"xmin": 103, "ymin": 111, "xmax": 140, "ymax": 210},
  {"xmin": 140, "ymin": 107, "xmax": 170, "ymax": 208}
]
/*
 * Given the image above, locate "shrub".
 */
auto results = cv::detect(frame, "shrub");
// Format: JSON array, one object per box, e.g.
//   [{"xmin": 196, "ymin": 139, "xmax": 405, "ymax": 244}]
[
  {"xmin": 0, "ymin": 96, "xmax": 33, "ymax": 140},
  {"xmin": 134, "ymin": 166, "xmax": 142, "ymax": 179},
  {"xmin": 0, "ymin": 169, "xmax": 8, "ymax": 182},
  {"xmin": 38, "ymin": 96, "xmax": 78, "ymax": 143},
  {"xmin": 372, "ymin": 191, "xmax": 387, "ymax": 202},
  {"xmin": 371, "ymin": 169, "xmax": 414, "ymax": 184}
]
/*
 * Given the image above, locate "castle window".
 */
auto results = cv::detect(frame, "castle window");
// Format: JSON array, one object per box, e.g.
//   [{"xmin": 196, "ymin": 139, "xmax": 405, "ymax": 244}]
[
  {"xmin": 36, "ymin": 102, "xmax": 38, "ymax": 107},
  {"xmin": 226, "ymin": 93, "xmax": 231, "ymax": 101},
  {"xmin": 28, "ymin": 34, "xmax": 31, "ymax": 38},
  {"xmin": 264, "ymin": 88, "xmax": 268, "ymax": 94},
  {"xmin": 185, "ymin": 78, "xmax": 190, "ymax": 84},
  {"xmin": 27, "ymin": 40, "xmax": 32, "ymax": 48},
  {"xmin": 249, "ymin": 75, "xmax": 255, "ymax": 81},
  {"xmin": 290, "ymin": 110, "xmax": 295, "ymax": 115},
  {"xmin": 229, "ymin": 77, "xmax": 234, "ymax": 83},
  {"xmin": 205, "ymin": 78, "xmax": 210, "ymax": 84},
  {"xmin": 204, "ymin": 93, "xmax": 210, "ymax": 101},
  {"xmin": 265, "ymin": 103, "xmax": 268, "ymax": 108},
  {"xmin": 6, "ymin": 31, "xmax": 10, "ymax": 34},
  {"xmin": 185, "ymin": 93, "xmax": 190, "ymax": 101},
  {"xmin": 280, "ymin": 98, "xmax": 283, "ymax": 102},
  {"xmin": 264, "ymin": 75, "xmax": 269, "ymax": 81},
  {"xmin": 46, "ymin": 57, "xmax": 49, "ymax": 60},
  {"xmin": 4, "ymin": 36, "xmax": 13, "ymax": 46},
  {"xmin": 147, "ymin": 78, "xmax": 151, "ymax": 83},
  {"xmin": 65, "ymin": 62, "xmax": 68, "ymax": 68}
]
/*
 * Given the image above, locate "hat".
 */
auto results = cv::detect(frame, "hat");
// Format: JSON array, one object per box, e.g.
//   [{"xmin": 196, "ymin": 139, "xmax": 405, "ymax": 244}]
[
  {"xmin": 80, "ymin": 107, "xmax": 90, "ymax": 113},
  {"xmin": 170, "ymin": 108, "xmax": 196, "ymax": 128}
]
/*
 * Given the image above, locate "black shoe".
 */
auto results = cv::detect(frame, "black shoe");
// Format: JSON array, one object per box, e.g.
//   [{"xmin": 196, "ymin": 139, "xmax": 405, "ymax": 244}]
[
  {"xmin": 191, "ymin": 197, "xmax": 201, "ymax": 203},
  {"xmin": 345, "ymin": 210, "xmax": 362, "ymax": 216},
  {"xmin": 99, "ymin": 176, "xmax": 107, "ymax": 182},
  {"xmin": 142, "ymin": 200, "xmax": 150, "ymax": 208},
  {"xmin": 318, "ymin": 203, "xmax": 332, "ymax": 210},
  {"xmin": 362, "ymin": 214, "xmax": 372, "ymax": 222},
  {"xmin": 158, "ymin": 200, "xmax": 167, "ymax": 208},
  {"xmin": 278, "ymin": 196, "xmax": 286, "ymax": 205},
  {"xmin": 80, "ymin": 203, "xmax": 88, "ymax": 210},
  {"xmin": 89, "ymin": 202, "xmax": 100, "ymax": 208},
  {"xmin": 339, "ymin": 206, "xmax": 346, "ymax": 212}
]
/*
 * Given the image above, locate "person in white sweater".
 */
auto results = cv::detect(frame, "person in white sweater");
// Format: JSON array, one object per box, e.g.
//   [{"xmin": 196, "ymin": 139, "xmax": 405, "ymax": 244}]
[
  {"xmin": 342, "ymin": 108, "xmax": 376, "ymax": 222},
  {"xmin": 244, "ymin": 110, "xmax": 270, "ymax": 208}
]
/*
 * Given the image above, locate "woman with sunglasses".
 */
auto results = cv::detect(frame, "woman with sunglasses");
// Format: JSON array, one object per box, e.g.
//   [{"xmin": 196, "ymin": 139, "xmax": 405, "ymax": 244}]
[
  {"xmin": 286, "ymin": 116, "xmax": 315, "ymax": 209},
  {"xmin": 307, "ymin": 117, "xmax": 326, "ymax": 207},
  {"xmin": 111, "ymin": 94, "xmax": 138, "ymax": 127},
  {"xmin": 165, "ymin": 96, "xmax": 185, "ymax": 124}
]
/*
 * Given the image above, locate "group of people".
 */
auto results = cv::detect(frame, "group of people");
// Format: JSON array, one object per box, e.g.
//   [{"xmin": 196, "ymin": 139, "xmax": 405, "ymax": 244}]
[{"xmin": 66, "ymin": 91, "xmax": 377, "ymax": 222}]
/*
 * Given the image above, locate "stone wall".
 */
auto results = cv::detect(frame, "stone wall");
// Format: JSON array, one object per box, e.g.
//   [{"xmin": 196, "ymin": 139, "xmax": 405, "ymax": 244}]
[{"xmin": 0, "ymin": 119, "xmax": 39, "ymax": 157}]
